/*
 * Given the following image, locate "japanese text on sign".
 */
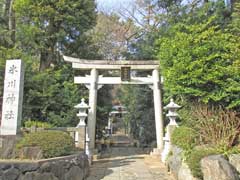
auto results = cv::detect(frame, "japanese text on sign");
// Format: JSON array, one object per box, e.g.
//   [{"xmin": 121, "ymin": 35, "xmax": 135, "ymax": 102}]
[{"xmin": 1, "ymin": 60, "xmax": 24, "ymax": 135}]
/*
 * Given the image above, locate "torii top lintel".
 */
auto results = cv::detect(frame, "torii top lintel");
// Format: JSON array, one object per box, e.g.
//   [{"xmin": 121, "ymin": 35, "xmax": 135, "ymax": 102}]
[{"xmin": 63, "ymin": 56, "xmax": 159, "ymax": 70}]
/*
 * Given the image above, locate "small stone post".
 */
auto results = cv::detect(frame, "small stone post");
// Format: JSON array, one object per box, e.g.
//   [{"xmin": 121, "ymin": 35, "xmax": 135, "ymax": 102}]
[
  {"xmin": 85, "ymin": 128, "xmax": 92, "ymax": 164},
  {"xmin": 74, "ymin": 99, "xmax": 89, "ymax": 150},
  {"xmin": 107, "ymin": 113, "xmax": 113, "ymax": 136},
  {"xmin": 161, "ymin": 99, "xmax": 181, "ymax": 162}
]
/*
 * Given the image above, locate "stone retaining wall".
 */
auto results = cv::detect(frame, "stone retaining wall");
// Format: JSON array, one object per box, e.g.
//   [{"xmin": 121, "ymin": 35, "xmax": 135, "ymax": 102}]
[
  {"xmin": 0, "ymin": 153, "xmax": 89, "ymax": 180},
  {"xmin": 167, "ymin": 146, "xmax": 240, "ymax": 180}
]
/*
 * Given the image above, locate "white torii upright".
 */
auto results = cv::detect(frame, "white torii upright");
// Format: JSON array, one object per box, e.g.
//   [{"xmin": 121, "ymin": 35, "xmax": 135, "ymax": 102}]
[{"xmin": 63, "ymin": 56, "xmax": 164, "ymax": 153}]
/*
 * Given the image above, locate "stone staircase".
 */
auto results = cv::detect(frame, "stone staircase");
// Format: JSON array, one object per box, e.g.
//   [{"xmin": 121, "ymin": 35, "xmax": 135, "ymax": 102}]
[{"xmin": 110, "ymin": 133, "xmax": 135, "ymax": 147}]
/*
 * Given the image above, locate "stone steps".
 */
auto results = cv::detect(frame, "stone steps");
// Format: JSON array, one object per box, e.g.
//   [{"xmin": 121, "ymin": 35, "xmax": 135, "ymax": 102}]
[
  {"xmin": 111, "ymin": 142, "xmax": 132, "ymax": 147},
  {"xmin": 110, "ymin": 134, "xmax": 134, "ymax": 147}
]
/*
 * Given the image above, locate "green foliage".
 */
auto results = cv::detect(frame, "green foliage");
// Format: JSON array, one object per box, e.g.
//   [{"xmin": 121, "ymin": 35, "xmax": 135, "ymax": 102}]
[
  {"xmin": 14, "ymin": 0, "xmax": 97, "ymax": 70},
  {"xmin": 214, "ymin": 143, "xmax": 240, "ymax": 157},
  {"xmin": 172, "ymin": 126, "xmax": 198, "ymax": 151},
  {"xmin": 96, "ymin": 85, "xmax": 113, "ymax": 137},
  {"xmin": 118, "ymin": 85, "xmax": 156, "ymax": 144},
  {"xmin": 17, "ymin": 131, "xmax": 75, "ymax": 158},
  {"xmin": 0, "ymin": 0, "xmax": 98, "ymax": 128},
  {"xmin": 186, "ymin": 148, "xmax": 218, "ymax": 179},
  {"xmin": 24, "ymin": 120, "xmax": 53, "ymax": 128},
  {"xmin": 228, "ymin": 2, "xmax": 240, "ymax": 36},
  {"xmin": 157, "ymin": 3, "xmax": 240, "ymax": 109},
  {"xmin": 23, "ymin": 64, "xmax": 86, "ymax": 127}
]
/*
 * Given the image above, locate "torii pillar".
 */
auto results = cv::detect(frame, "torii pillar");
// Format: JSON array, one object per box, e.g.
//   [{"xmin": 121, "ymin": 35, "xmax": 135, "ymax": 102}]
[
  {"xmin": 153, "ymin": 69, "xmax": 164, "ymax": 150},
  {"xmin": 88, "ymin": 69, "xmax": 98, "ymax": 149}
]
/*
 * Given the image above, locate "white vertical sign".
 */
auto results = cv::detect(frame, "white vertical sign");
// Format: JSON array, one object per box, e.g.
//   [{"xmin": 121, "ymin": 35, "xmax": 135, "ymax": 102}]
[{"xmin": 0, "ymin": 60, "xmax": 24, "ymax": 135}]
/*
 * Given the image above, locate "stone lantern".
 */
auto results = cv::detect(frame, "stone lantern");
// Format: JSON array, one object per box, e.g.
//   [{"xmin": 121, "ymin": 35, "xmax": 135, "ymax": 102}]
[
  {"xmin": 164, "ymin": 98, "xmax": 181, "ymax": 125},
  {"xmin": 74, "ymin": 98, "xmax": 89, "ymax": 150},
  {"xmin": 75, "ymin": 98, "xmax": 89, "ymax": 127},
  {"xmin": 161, "ymin": 98, "xmax": 181, "ymax": 162}
]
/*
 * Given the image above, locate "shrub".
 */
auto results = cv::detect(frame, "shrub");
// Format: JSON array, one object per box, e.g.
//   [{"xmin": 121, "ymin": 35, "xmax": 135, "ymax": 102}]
[
  {"xmin": 171, "ymin": 126, "xmax": 198, "ymax": 151},
  {"xmin": 186, "ymin": 148, "xmax": 218, "ymax": 179},
  {"xmin": 24, "ymin": 120, "xmax": 53, "ymax": 128},
  {"xmin": 17, "ymin": 131, "xmax": 76, "ymax": 158},
  {"xmin": 191, "ymin": 104, "xmax": 240, "ymax": 148},
  {"xmin": 214, "ymin": 143, "xmax": 240, "ymax": 158}
]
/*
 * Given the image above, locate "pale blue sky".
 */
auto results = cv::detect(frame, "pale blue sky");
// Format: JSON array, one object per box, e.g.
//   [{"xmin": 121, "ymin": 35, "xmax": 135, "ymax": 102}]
[
  {"xmin": 97, "ymin": 0, "xmax": 134, "ymax": 12},
  {"xmin": 96, "ymin": 0, "xmax": 226, "ymax": 10}
]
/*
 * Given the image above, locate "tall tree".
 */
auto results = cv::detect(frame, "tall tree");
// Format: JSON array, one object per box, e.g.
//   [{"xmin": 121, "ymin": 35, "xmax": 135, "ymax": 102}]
[
  {"xmin": 157, "ymin": 2, "xmax": 240, "ymax": 109},
  {"xmin": 14, "ymin": 0, "xmax": 97, "ymax": 70},
  {"xmin": 119, "ymin": 0, "xmax": 184, "ymax": 32},
  {"xmin": 9, "ymin": 0, "xmax": 98, "ymax": 126},
  {"xmin": 118, "ymin": 85, "xmax": 156, "ymax": 144},
  {"xmin": 87, "ymin": 12, "xmax": 138, "ymax": 60},
  {"xmin": 116, "ymin": 0, "xmax": 185, "ymax": 144},
  {"xmin": 0, "ymin": 0, "xmax": 16, "ymax": 48}
]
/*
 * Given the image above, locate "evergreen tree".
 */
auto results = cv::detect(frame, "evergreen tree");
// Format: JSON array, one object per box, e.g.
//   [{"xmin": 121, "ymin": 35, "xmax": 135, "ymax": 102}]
[
  {"xmin": 14, "ymin": 0, "xmax": 97, "ymax": 70},
  {"xmin": 157, "ymin": 2, "xmax": 240, "ymax": 109}
]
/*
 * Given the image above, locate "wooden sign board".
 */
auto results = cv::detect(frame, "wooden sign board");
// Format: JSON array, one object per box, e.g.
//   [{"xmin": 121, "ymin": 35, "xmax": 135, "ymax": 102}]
[{"xmin": 121, "ymin": 67, "xmax": 131, "ymax": 81}]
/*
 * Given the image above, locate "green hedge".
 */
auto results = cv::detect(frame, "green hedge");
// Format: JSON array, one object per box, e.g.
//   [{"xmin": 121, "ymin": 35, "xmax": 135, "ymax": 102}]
[
  {"xmin": 24, "ymin": 120, "xmax": 53, "ymax": 128},
  {"xmin": 17, "ymin": 131, "xmax": 76, "ymax": 158},
  {"xmin": 171, "ymin": 126, "xmax": 198, "ymax": 150}
]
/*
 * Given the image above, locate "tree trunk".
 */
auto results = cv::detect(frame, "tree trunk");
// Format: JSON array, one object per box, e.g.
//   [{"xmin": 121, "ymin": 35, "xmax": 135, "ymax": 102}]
[
  {"xmin": 4, "ymin": 0, "xmax": 16, "ymax": 47},
  {"xmin": 39, "ymin": 45, "xmax": 57, "ymax": 71},
  {"xmin": 39, "ymin": 50, "xmax": 52, "ymax": 71},
  {"xmin": 9, "ymin": 0, "xmax": 16, "ymax": 44},
  {"xmin": 39, "ymin": 17, "xmax": 58, "ymax": 71}
]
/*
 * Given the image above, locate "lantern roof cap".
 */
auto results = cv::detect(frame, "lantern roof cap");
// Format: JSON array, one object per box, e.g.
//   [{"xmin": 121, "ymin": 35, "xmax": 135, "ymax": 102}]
[
  {"xmin": 164, "ymin": 99, "xmax": 181, "ymax": 109},
  {"xmin": 74, "ymin": 98, "xmax": 89, "ymax": 109}
]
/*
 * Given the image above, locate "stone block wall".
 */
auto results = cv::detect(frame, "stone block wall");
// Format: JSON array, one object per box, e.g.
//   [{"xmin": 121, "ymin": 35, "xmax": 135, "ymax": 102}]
[
  {"xmin": 0, "ymin": 135, "xmax": 22, "ymax": 159},
  {"xmin": 0, "ymin": 153, "xmax": 89, "ymax": 180},
  {"xmin": 167, "ymin": 146, "xmax": 198, "ymax": 180},
  {"xmin": 167, "ymin": 146, "xmax": 240, "ymax": 180}
]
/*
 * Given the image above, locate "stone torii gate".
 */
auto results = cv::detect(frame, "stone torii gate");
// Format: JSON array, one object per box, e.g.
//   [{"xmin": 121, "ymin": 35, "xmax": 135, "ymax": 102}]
[{"xmin": 63, "ymin": 56, "xmax": 164, "ymax": 152}]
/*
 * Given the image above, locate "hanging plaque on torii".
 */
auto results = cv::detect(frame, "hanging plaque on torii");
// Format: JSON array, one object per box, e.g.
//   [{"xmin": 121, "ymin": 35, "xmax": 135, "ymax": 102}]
[{"xmin": 121, "ymin": 67, "xmax": 131, "ymax": 82}]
